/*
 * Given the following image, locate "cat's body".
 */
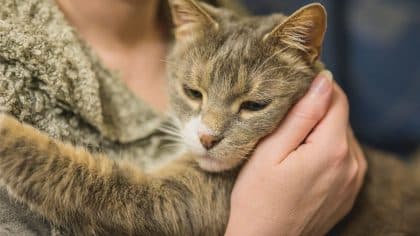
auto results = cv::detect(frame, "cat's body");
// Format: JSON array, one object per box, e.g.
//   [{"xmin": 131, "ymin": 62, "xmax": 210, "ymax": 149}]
[{"xmin": 0, "ymin": 0, "xmax": 419, "ymax": 235}]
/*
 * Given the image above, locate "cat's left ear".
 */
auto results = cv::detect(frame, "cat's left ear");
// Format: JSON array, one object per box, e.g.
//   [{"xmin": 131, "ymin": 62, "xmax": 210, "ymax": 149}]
[
  {"xmin": 168, "ymin": 0, "xmax": 219, "ymax": 40},
  {"xmin": 263, "ymin": 3, "xmax": 327, "ymax": 63}
]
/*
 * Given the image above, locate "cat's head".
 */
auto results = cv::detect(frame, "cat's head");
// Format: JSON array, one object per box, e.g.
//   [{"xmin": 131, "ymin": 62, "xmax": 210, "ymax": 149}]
[{"xmin": 166, "ymin": 0, "xmax": 327, "ymax": 172}]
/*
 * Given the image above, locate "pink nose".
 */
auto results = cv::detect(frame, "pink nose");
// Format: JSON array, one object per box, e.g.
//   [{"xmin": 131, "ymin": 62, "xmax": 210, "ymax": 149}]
[{"xmin": 199, "ymin": 134, "xmax": 222, "ymax": 150}]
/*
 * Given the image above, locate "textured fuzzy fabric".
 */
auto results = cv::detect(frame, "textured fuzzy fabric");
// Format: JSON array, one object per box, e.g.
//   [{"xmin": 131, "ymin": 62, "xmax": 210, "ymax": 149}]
[{"xmin": 0, "ymin": 0, "xmax": 172, "ymax": 235}]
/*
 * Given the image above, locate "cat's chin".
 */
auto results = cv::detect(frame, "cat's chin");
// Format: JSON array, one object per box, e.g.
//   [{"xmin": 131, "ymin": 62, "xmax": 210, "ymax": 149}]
[{"xmin": 196, "ymin": 155, "xmax": 240, "ymax": 172}]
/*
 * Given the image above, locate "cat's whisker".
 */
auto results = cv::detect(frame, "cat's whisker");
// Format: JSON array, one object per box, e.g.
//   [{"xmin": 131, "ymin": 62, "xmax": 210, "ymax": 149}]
[
  {"xmin": 158, "ymin": 128, "xmax": 182, "ymax": 138},
  {"xmin": 160, "ymin": 133, "xmax": 183, "ymax": 140},
  {"xmin": 157, "ymin": 123, "xmax": 183, "ymax": 138},
  {"xmin": 161, "ymin": 59, "xmax": 181, "ymax": 67},
  {"xmin": 161, "ymin": 138, "xmax": 184, "ymax": 144},
  {"xmin": 160, "ymin": 136, "xmax": 185, "ymax": 143},
  {"xmin": 160, "ymin": 143, "xmax": 185, "ymax": 150}
]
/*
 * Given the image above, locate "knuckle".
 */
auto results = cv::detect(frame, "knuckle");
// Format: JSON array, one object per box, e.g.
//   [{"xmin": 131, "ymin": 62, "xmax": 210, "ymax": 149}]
[
  {"xmin": 333, "ymin": 141, "xmax": 350, "ymax": 162},
  {"xmin": 327, "ymin": 141, "xmax": 350, "ymax": 169},
  {"xmin": 360, "ymin": 154, "xmax": 368, "ymax": 174},
  {"xmin": 348, "ymin": 162, "xmax": 359, "ymax": 181},
  {"xmin": 290, "ymin": 107, "xmax": 323, "ymax": 122},
  {"xmin": 335, "ymin": 86, "xmax": 350, "ymax": 111}
]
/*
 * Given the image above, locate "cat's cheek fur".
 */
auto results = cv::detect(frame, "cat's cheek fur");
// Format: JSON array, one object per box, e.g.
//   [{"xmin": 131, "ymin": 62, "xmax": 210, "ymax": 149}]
[
  {"xmin": 182, "ymin": 116, "xmax": 207, "ymax": 156},
  {"xmin": 182, "ymin": 116, "xmax": 243, "ymax": 172}
]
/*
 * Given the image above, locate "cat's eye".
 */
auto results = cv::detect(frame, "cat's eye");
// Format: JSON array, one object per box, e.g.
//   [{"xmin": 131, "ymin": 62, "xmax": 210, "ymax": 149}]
[
  {"xmin": 240, "ymin": 101, "xmax": 269, "ymax": 112},
  {"xmin": 183, "ymin": 85, "xmax": 203, "ymax": 100}
]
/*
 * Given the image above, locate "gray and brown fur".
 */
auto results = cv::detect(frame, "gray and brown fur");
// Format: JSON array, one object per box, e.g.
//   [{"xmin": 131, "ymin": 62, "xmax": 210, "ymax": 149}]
[{"xmin": 0, "ymin": 0, "xmax": 419, "ymax": 235}]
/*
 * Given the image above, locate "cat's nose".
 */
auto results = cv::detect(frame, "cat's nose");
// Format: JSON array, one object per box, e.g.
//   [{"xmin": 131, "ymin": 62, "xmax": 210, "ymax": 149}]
[{"xmin": 199, "ymin": 134, "xmax": 222, "ymax": 150}]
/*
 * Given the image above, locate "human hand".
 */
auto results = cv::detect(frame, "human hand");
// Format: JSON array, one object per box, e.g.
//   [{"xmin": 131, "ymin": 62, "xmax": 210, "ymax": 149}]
[{"xmin": 225, "ymin": 71, "xmax": 367, "ymax": 236}]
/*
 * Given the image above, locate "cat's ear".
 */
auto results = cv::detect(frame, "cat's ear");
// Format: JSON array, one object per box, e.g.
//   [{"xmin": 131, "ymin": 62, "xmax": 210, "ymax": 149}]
[
  {"xmin": 168, "ymin": 0, "xmax": 219, "ymax": 40},
  {"xmin": 263, "ymin": 3, "xmax": 327, "ymax": 63}
]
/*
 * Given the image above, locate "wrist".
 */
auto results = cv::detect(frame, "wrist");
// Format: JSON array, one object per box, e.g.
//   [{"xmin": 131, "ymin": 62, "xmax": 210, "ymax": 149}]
[{"xmin": 225, "ymin": 208, "xmax": 286, "ymax": 236}]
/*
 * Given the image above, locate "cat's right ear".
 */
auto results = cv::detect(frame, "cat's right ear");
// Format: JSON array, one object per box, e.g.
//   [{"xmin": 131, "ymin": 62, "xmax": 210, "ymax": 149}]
[
  {"xmin": 263, "ymin": 3, "xmax": 327, "ymax": 63},
  {"xmin": 168, "ymin": 0, "xmax": 219, "ymax": 40}
]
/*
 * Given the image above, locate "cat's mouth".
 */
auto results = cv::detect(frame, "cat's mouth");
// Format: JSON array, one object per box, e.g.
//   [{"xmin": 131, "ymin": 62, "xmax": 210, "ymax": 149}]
[{"xmin": 196, "ymin": 154, "xmax": 242, "ymax": 172}]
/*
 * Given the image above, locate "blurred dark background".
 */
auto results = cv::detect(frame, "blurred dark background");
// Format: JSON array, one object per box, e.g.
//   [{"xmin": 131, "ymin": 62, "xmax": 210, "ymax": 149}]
[{"xmin": 240, "ymin": 0, "xmax": 420, "ymax": 155}]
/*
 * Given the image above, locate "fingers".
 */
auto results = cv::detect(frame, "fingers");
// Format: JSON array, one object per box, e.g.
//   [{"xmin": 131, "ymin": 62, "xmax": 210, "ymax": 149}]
[
  {"xmin": 255, "ymin": 70, "xmax": 334, "ymax": 163},
  {"xmin": 348, "ymin": 127, "xmax": 367, "ymax": 193},
  {"xmin": 305, "ymin": 83, "xmax": 350, "ymax": 161}
]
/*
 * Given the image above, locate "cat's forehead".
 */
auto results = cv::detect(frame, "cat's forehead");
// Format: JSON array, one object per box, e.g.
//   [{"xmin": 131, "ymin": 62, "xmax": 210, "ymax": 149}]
[
  {"xmin": 188, "ymin": 14, "xmax": 290, "ymax": 71},
  {"xmin": 175, "ymin": 13, "xmax": 312, "ymax": 100},
  {"xmin": 189, "ymin": 18, "xmax": 287, "ymax": 86},
  {"xmin": 207, "ymin": 14, "xmax": 287, "ymax": 58}
]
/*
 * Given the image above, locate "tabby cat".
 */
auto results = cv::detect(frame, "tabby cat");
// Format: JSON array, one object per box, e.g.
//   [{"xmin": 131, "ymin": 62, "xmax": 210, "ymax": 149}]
[{"xmin": 0, "ymin": 0, "xmax": 419, "ymax": 235}]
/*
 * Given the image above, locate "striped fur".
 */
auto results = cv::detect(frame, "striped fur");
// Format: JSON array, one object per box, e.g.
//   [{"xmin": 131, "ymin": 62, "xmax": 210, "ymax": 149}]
[
  {"xmin": 0, "ymin": 115, "xmax": 235, "ymax": 235},
  {"xmin": 1, "ymin": 1, "xmax": 420, "ymax": 235}
]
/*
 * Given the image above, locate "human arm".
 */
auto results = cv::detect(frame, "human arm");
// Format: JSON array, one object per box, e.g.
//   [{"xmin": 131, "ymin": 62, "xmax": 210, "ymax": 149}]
[{"xmin": 225, "ymin": 71, "xmax": 367, "ymax": 236}]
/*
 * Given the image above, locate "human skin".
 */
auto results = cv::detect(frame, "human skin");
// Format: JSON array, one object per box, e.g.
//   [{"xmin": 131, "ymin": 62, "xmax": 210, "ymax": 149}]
[{"xmin": 56, "ymin": 1, "xmax": 367, "ymax": 234}]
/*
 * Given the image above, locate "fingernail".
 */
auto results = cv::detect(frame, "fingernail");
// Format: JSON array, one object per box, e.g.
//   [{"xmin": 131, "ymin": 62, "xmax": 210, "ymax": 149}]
[{"xmin": 309, "ymin": 70, "xmax": 333, "ymax": 97}]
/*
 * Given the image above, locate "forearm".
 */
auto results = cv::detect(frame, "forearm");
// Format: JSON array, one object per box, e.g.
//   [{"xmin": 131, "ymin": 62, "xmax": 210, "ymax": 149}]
[{"xmin": 225, "ymin": 210, "xmax": 288, "ymax": 236}]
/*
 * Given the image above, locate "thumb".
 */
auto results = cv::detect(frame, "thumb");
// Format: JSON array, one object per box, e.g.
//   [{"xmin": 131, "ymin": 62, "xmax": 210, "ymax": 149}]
[{"xmin": 255, "ymin": 70, "xmax": 334, "ymax": 164}]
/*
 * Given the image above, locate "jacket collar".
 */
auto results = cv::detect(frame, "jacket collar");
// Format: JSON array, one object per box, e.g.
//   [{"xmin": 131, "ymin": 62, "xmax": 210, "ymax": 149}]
[{"xmin": 0, "ymin": 0, "xmax": 162, "ymax": 142}]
